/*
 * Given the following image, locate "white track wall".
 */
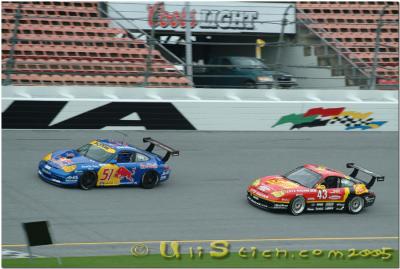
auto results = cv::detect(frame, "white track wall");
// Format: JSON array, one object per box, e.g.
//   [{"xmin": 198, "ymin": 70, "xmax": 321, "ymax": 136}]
[
  {"xmin": 2, "ymin": 87, "xmax": 398, "ymax": 131},
  {"xmin": 173, "ymin": 102, "xmax": 397, "ymax": 131}
]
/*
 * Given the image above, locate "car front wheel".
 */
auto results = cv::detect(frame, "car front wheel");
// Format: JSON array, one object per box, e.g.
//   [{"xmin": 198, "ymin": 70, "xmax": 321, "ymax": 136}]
[
  {"xmin": 79, "ymin": 172, "xmax": 97, "ymax": 190},
  {"xmin": 289, "ymin": 196, "xmax": 306, "ymax": 216},
  {"xmin": 347, "ymin": 196, "xmax": 365, "ymax": 214}
]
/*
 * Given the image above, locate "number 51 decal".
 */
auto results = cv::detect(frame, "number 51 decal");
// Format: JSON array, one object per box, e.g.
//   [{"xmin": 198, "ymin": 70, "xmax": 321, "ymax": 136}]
[
  {"xmin": 317, "ymin": 189, "xmax": 328, "ymax": 199},
  {"xmin": 100, "ymin": 168, "xmax": 114, "ymax": 181}
]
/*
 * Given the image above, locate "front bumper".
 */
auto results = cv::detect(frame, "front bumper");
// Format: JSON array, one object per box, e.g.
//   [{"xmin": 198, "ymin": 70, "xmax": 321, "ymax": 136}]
[
  {"xmin": 38, "ymin": 161, "xmax": 79, "ymax": 187},
  {"xmin": 247, "ymin": 192, "xmax": 288, "ymax": 210},
  {"xmin": 255, "ymin": 82, "xmax": 273, "ymax": 89},
  {"xmin": 276, "ymin": 81, "xmax": 297, "ymax": 88}
]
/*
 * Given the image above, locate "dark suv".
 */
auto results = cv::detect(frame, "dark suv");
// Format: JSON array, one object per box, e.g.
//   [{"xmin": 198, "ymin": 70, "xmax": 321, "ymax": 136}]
[{"xmin": 193, "ymin": 56, "xmax": 297, "ymax": 89}]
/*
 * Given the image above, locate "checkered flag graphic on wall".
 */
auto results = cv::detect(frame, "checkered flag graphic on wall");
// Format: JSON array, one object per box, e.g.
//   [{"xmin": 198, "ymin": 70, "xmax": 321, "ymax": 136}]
[{"xmin": 329, "ymin": 116, "xmax": 373, "ymax": 127}]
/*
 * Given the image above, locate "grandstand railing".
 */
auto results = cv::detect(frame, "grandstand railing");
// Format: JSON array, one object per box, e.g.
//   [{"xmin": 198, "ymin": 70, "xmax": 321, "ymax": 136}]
[
  {"xmin": 97, "ymin": 4, "xmax": 187, "ymax": 69},
  {"xmin": 296, "ymin": 8, "xmax": 371, "ymax": 82}
]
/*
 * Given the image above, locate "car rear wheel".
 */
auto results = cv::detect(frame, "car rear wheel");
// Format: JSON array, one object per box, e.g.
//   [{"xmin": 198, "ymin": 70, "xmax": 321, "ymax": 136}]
[
  {"xmin": 347, "ymin": 196, "xmax": 365, "ymax": 214},
  {"xmin": 79, "ymin": 172, "xmax": 97, "ymax": 190},
  {"xmin": 141, "ymin": 171, "xmax": 159, "ymax": 189},
  {"xmin": 289, "ymin": 196, "xmax": 306, "ymax": 216}
]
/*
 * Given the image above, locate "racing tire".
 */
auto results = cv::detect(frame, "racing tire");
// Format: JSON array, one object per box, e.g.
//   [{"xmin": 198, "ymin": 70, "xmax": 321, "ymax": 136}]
[
  {"xmin": 79, "ymin": 172, "xmax": 97, "ymax": 190},
  {"xmin": 141, "ymin": 171, "xmax": 159, "ymax": 189},
  {"xmin": 346, "ymin": 196, "xmax": 365, "ymax": 214},
  {"xmin": 288, "ymin": 196, "xmax": 306, "ymax": 216}
]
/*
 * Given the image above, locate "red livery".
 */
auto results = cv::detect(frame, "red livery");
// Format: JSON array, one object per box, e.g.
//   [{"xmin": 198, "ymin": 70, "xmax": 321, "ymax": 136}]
[{"xmin": 247, "ymin": 163, "xmax": 384, "ymax": 215}]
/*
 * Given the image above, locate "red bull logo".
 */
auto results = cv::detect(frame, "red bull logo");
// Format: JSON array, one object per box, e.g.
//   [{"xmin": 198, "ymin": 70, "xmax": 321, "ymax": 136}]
[{"xmin": 115, "ymin": 167, "xmax": 135, "ymax": 182}]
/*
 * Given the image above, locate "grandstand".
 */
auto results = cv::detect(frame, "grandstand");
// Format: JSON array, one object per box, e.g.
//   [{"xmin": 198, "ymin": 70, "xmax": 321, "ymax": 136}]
[
  {"xmin": 1, "ymin": 1, "xmax": 191, "ymax": 87},
  {"xmin": 297, "ymin": 1, "xmax": 398, "ymax": 89},
  {"xmin": 1, "ymin": 1, "xmax": 399, "ymax": 89}
]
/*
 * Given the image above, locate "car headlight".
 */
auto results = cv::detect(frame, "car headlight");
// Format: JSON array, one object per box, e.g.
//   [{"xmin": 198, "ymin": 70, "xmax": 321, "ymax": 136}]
[
  {"xmin": 271, "ymin": 191, "xmax": 285, "ymax": 198},
  {"xmin": 62, "ymin": 165, "xmax": 77, "ymax": 173},
  {"xmin": 257, "ymin": 76, "xmax": 273, "ymax": 82},
  {"xmin": 43, "ymin": 153, "xmax": 52, "ymax": 161}
]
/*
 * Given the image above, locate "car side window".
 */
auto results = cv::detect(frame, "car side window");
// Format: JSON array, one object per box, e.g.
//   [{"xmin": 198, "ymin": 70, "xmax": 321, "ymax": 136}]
[
  {"xmin": 135, "ymin": 153, "xmax": 149, "ymax": 162},
  {"xmin": 117, "ymin": 151, "xmax": 134, "ymax": 163},
  {"xmin": 340, "ymin": 178, "xmax": 354, "ymax": 188},
  {"xmin": 321, "ymin": 176, "xmax": 340, "ymax": 189}
]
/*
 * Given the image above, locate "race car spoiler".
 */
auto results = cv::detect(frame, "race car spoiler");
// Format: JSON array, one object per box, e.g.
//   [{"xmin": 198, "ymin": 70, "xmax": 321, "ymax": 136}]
[
  {"xmin": 346, "ymin": 163, "xmax": 384, "ymax": 189},
  {"xmin": 143, "ymin": 137, "xmax": 179, "ymax": 162}
]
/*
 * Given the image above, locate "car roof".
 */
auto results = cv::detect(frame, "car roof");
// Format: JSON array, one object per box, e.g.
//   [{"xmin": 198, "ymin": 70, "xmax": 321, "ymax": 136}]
[
  {"xmin": 304, "ymin": 164, "xmax": 347, "ymax": 178},
  {"xmin": 96, "ymin": 139, "xmax": 151, "ymax": 155}
]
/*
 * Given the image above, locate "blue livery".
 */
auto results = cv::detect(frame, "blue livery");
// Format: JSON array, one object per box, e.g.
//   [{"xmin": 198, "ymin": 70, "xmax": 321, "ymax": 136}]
[{"xmin": 38, "ymin": 137, "xmax": 179, "ymax": 190}]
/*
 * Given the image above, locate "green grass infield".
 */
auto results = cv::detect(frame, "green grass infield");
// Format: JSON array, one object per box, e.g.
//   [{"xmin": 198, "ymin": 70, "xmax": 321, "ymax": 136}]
[{"xmin": 2, "ymin": 249, "xmax": 399, "ymax": 268}]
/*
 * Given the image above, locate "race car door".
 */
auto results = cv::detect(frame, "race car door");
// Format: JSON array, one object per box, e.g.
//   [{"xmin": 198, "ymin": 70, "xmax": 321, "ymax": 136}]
[
  {"xmin": 312, "ymin": 176, "xmax": 349, "ymax": 210},
  {"xmin": 114, "ymin": 151, "xmax": 139, "ymax": 185},
  {"xmin": 97, "ymin": 151, "xmax": 139, "ymax": 186}
]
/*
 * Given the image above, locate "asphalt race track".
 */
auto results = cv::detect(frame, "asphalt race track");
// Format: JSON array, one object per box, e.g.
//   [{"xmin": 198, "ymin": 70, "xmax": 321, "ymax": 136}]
[{"xmin": 2, "ymin": 130, "xmax": 399, "ymax": 257}]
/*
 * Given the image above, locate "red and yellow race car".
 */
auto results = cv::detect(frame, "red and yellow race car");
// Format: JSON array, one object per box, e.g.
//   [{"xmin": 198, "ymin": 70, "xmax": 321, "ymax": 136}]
[{"xmin": 247, "ymin": 163, "xmax": 384, "ymax": 215}]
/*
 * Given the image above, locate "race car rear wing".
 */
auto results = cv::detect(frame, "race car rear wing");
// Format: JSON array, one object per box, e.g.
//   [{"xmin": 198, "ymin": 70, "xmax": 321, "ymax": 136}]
[
  {"xmin": 143, "ymin": 137, "xmax": 179, "ymax": 162},
  {"xmin": 346, "ymin": 163, "xmax": 384, "ymax": 189}
]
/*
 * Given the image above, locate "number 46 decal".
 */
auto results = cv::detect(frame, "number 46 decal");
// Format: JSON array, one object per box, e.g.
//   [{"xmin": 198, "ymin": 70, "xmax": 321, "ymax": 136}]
[{"xmin": 317, "ymin": 189, "xmax": 328, "ymax": 199}]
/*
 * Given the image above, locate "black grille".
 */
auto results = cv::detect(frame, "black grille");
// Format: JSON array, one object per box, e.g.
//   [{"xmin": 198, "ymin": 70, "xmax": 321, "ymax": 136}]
[
  {"xmin": 247, "ymin": 192, "xmax": 274, "ymax": 207},
  {"xmin": 52, "ymin": 174, "xmax": 65, "ymax": 181},
  {"xmin": 43, "ymin": 170, "xmax": 64, "ymax": 182},
  {"xmin": 257, "ymin": 197, "xmax": 274, "ymax": 207},
  {"xmin": 277, "ymin": 76, "xmax": 291, "ymax": 81}
]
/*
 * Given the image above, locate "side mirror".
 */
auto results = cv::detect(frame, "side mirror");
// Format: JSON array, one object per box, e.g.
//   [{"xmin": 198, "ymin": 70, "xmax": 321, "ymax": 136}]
[
  {"xmin": 315, "ymin": 184, "xmax": 326, "ymax": 190},
  {"xmin": 109, "ymin": 159, "xmax": 117, "ymax": 164}
]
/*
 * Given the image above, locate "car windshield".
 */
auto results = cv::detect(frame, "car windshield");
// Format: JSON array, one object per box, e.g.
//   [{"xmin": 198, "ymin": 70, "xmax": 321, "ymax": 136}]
[
  {"xmin": 76, "ymin": 143, "xmax": 115, "ymax": 163},
  {"xmin": 230, "ymin": 57, "xmax": 268, "ymax": 69},
  {"xmin": 283, "ymin": 167, "xmax": 322, "ymax": 188}
]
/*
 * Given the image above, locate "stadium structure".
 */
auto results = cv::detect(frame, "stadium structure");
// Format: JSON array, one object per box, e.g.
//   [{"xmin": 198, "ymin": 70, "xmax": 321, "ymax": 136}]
[{"xmin": 2, "ymin": 1, "xmax": 399, "ymax": 90}]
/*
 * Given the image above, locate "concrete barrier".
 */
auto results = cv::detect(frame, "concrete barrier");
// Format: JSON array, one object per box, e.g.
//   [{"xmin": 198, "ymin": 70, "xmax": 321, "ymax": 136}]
[{"xmin": 2, "ymin": 86, "xmax": 398, "ymax": 131}]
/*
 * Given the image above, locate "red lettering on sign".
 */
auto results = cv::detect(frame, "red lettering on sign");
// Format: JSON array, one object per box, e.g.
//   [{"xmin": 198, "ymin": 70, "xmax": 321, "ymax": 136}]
[{"xmin": 148, "ymin": 3, "xmax": 197, "ymax": 29}]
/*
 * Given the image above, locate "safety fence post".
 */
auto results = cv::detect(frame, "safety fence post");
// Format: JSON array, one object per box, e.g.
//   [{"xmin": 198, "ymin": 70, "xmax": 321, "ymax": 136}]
[
  {"xmin": 3, "ymin": 3, "xmax": 22, "ymax": 86},
  {"xmin": 368, "ymin": 4, "xmax": 389, "ymax": 90}
]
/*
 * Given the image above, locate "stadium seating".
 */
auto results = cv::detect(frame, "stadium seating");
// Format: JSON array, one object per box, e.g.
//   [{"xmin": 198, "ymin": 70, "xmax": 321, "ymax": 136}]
[
  {"xmin": 297, "ymin": 1, "xmax": 399, "ymax": 89},
  {"xmin": 2, "ymin": 2, "xmax": 190, "ymax": 87}
]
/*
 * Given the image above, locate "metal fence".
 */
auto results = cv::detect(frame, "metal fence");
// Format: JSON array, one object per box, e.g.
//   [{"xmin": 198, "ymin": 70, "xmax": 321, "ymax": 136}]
[{"xmin": 2, "ymin": 2, "xmax": 399, "ymax": 89}]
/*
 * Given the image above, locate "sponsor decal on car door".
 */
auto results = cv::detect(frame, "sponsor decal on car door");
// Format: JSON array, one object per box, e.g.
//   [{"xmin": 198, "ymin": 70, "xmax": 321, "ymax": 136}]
[
  {"xmin": 313, "ymin": 188, "xmax": 350, "ymax": 203},
  {"xmin": 97, "ymin": 164, "xmax": 120, "ymax": 186}
]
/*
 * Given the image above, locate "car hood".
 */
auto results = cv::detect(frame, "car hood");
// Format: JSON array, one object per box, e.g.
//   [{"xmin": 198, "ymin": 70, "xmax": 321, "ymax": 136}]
[
  {"xmin": 47, "ymin": 149, "xmax": 97, "ymax": 168},
  {"xmin": 238, "ymin": 68, "xmax": 292, "ymax": 77},
  {"xmin": 239, "ymin": 68, "xmax": 274, "ymax": 76},
  {"xmin": 274, "ymin": 71, "xmax": 292, "ymax": 77},
  {"xmin": 256, "ymin": 175, "xmax": 307, "ymax": 192}
]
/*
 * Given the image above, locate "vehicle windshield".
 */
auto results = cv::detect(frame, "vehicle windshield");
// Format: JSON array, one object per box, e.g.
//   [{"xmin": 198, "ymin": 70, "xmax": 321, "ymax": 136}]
[
  {"xmin": 76, "ymin": 143, "xmax": 115, "ymax": 163},
  {"xmin": 230, "ymin": 57, "xmax": 269, "ymax": 69},
  {"xmin": 283, "ymin": 167, "xmax": 322, "ymax": 188}
]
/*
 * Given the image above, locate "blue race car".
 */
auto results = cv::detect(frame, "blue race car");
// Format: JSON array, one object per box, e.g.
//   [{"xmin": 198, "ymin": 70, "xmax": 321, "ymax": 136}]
[{"xmin": 38, "ymin": 137, "xmax": 179, "ymax": 190}]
